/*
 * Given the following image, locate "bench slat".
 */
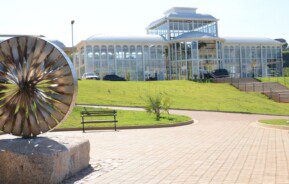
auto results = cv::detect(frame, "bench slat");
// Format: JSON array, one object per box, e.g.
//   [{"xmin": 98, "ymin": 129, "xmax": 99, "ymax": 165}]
[
  {"xmin": 82, "ymin": 120, "xmax": 118, "ymax": 124},
  {"xmin": 81, "ymin": 113, "xmax": 116, "ymax": 116},
  {"xmin": 81, "ymin": 111, "xmax": 116, "ymax": 113},
  {"xmin": 82, "ymin": 114, "xmax": 116, "ymax": 117},
  {"xmin": 81, "ymin": 109, "xmax": 117, "ymax": 132}
]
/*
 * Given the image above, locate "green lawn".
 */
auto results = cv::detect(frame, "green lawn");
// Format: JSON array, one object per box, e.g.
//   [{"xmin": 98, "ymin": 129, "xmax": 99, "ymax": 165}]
[
  {"xmin": 57, "ymin": 107, "xmax": 191, "ymax": 129},
  {"xmin": 259, "ymin": 119, "xmax": 289, "ymax": 126},
  {"xmin": 258, "ymin": 77, "xmax": 289, "ymax": 88},
  {"xmin": 77, "ymin": 80, "xmax": 289, "ymax": 115}
]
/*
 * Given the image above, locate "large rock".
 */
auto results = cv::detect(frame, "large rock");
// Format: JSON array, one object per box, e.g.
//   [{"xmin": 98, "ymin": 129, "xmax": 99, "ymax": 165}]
[{"xmin": 0, "ymin": 134, "xmax": 90, "ymax": 184}]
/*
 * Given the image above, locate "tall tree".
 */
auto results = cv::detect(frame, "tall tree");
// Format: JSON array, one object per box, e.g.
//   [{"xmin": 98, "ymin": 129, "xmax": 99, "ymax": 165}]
[{"xmin": 275, "ymin": 38, "xmax": 288, "ymax": 50}]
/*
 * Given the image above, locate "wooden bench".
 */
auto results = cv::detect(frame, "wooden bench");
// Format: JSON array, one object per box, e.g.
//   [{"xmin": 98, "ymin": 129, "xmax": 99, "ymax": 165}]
[{"xmin": 81, "ymin": 108, "xmax": 118, "ymax": 132}]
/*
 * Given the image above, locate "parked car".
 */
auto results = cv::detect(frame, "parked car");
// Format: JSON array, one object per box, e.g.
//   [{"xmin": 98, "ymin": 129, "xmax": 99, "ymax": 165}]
[
  {"xmin": 103, "ymin": 74, "xmax": 126, "ymax": 81},
  {"xmin": 212, "ymin": 69, "xmax": 230, "ymax": 78},
  {"xmin": 145, "ymin": 73, "xmax": 158, "ymax": 81},
  {"xmin": 82, "ymin": 73, "xmax": 100, "ymax": 80}
]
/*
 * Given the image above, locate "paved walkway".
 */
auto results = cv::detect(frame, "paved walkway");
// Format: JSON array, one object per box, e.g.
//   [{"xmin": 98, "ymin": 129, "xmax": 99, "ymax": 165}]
[
  {"xmin": 3, "ymin": 108, "xmax": 289, "ymax": 183},
  {"xmin": 70, "ymin": 107, "xmax": 289, "ymax": 184}
]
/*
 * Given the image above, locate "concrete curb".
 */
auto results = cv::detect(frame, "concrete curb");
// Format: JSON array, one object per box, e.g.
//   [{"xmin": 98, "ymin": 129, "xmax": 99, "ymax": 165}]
[
  {"xmin": 52, "ymin": 120, "xmax": 194, "ymax": 132},
  {"xmin": 257, "ymin": 121, "xmax": 289, "ymax": 130},
  {"xmin": 0, "ymin": 120, "xmax": 193, "ymax": 135},
  {"xmin": 76, "ymin": 104, "xmax": 289, "ymax": 117}
]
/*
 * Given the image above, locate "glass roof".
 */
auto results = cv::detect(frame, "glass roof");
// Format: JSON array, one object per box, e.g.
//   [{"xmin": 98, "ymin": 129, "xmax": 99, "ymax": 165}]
[
  {"xmin": 86, "ymin": 34, "xmax": 166, "ymax": 43},
  {"xmin": 223, "ymin": 37, "xmax": 282, "ymax": 45},
  {"xmin": 173, "ymin": 31, "xmax": 218, "ymax": 40},
  {"xmin": 147, "ymin": 7, "xmax": 217, "ymax": 29}
]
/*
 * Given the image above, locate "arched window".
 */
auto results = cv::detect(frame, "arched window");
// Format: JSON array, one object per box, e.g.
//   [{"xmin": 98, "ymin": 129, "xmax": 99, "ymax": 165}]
[
  {"xmin": 143, "ymin": 45, "xmax": 149, "ymax": 60},
  {"xmin": 267, "ymin": 46, "xmax": 271, "ymax": 59},
  {"xmin": 186, "ymin": 42, "xmax": 192, "ymax": 60},
  {"xmin": 277, "ymin": 47, "xmax": 282, "ymax": 59},
  {"xmin": 251, "ymin": 46, "xmax": 256, "ymax": 59},
  {"xmin": 180, "ymin": 42, "xmax": 186, "ymax": 60},
  {"xmin": 115, "ymin": 45, "xmax": 122, "ymax": 59},
  {"xmin": 94, "ymin": 46, "xmax": 100, "ymax": 59},
  {"xmin": 241, "ymin": 46, "xmax": 246, "ymax": 58},
  {"xmin": 130, "ymin": 45, "xmax": 136, "ymax": 59},
  {"xmin": 163, "ymin": 46, "xmax": 169, "ymax": 60},
  {"xmin": 235, "ymin": 46, "xmax": 240, "ymax": 58},
  {"xmin": 150, "ymin": 45, "xmax": 156, "ymax": 59},
  {"xmin": 123, "ymin": 45, "xmax": 129, "ymax": 59},
  {"xmin": 257, "ymin": 46, "xmax": 261, "ymax": 58},
  {"xmin": 86, "ymin": 46, "xmax": 93, "ymax": 58},
  {"xmin": 246, "ymin": 46, "xmax": 251, "ymax": 59},
  {"xmin": 224, "ymin": 46, "xmax": 229, "ymax": 59},
  {"xmin": 229, "ymin": 46, "xmax": 235, "ymax": 59},
  {"xmin": 157, "ymin": 45, "xmax": 162, "ymax": 59},
  {"xmin": 101, "ymin": 46, "xmax": 107, "ymax": 59},
  {"xmin": 80, "ymin": 47, "xmax": 85, "ymax": 65},
  {"xmin": 272, "ymin": 46, "xmax": 277, "ymax": 59},
  {"xmin": 136, "ymin": 45, "xmax": 142, "ymax": 59},
  {"xmin": 192, "ymin": 41, "xmax": 198, "ymax": 59},
  {"xmin": 108, "ymin": 45, "xmax": 114, "ymax": 59}
]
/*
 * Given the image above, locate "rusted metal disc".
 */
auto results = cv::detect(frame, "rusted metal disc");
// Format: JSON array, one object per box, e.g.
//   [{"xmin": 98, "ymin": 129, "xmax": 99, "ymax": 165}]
[{"xmin": 0, "ymin": 36, "xmax": 77, "ymax": 137}]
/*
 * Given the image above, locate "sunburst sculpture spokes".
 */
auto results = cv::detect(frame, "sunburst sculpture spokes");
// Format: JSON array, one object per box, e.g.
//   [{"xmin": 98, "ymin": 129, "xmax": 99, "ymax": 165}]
[{"xmin": 0, "ymin": 36, "xmax": 77, "ymax": 137}]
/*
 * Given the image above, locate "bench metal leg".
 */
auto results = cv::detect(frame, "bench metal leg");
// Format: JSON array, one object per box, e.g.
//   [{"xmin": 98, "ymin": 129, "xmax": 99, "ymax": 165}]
[
  {"xmin": 82, "ymin": 115, "xmax": 85, "ymax": 133},
  {"xmin": 114, "ymin": 114, "xmax": 117, "ymax": 131}
]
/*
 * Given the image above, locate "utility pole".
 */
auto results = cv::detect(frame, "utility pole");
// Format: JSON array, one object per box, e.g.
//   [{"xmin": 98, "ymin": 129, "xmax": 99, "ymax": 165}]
[{"xmin": 71, "ymin": 20, "xmax": 75, "ymax": 47}]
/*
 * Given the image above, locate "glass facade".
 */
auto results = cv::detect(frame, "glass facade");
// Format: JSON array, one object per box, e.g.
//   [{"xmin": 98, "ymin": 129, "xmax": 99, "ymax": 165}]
[
  {"xmin": 148, "ymin": 20, "xmax": 217, "ymax": 40},
  {"xmin": 74, "ymin": 7, "xmax": 283, "ymax": 81},
  {"xmin": 168, "ymin": 40, "xmax": 222, "ymax": 80},
  {"xmin": 223, "ymin": 45, "xmax": 283, "ymax": 78},
  {"xmin": 147, "ymin": 21, "xmax": 169, "ymax": 39},
  {"xmin": 168, "ymin": 20, "xmax": 217, "ymax": 39},
  {"xmin": 75, "ymin": 44, "xmax": 167, "ymax": 81}
]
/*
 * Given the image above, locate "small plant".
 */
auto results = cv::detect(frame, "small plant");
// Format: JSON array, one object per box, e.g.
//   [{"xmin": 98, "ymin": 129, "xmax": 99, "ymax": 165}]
[
  {"xmin": 126, "ymin": 72, "xmax": 131, "ymax": 81},
  {"xmin": 143, "ymin": 93, "xmax": 171, "ymax": 121}
]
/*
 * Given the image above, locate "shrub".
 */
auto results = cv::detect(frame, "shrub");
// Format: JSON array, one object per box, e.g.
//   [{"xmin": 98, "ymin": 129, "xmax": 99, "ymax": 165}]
[{"xmin": 143, "ymin": 93, "xmax": 171, "ymax": 121}]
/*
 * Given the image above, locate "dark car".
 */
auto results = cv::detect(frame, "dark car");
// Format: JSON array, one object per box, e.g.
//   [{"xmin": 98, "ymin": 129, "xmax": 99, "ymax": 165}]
[
  {"xmin": 212, "ymin": 69, "xmax": 229, "ymax": 78},
  {"xmin": 103, "ymin": 74, "xmax": 126, "ymax": 81}
]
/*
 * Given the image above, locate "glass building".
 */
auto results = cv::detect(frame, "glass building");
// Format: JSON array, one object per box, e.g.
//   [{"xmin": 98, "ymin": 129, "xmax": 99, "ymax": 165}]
[{"xmin": 74, "ymin": 7, "xmax": 283, "ymax": 80}]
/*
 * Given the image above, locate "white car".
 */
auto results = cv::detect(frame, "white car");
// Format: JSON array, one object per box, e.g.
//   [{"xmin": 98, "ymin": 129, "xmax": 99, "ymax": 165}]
[{"xmin": 82, "ymin": 73, "xmax": 100, "ymax": 80}]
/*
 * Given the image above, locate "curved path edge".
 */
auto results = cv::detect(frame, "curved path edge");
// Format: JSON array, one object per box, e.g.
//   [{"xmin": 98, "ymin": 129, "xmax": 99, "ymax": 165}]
[
  {"xmin": 77, "ymin": 103, "xmax": 289, "ymax": 117},
  {"xmin": 257, "ymin": 121, "xmax": 289, "ymax": 130},
  {"xmin": 52, "ymin": 120, "xmax": 194, "ymax": 132}
]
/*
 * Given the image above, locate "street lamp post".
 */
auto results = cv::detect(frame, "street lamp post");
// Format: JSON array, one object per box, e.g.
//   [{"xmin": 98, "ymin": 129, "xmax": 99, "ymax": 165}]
[{"xmin": 71, "ymin": 20, "xmax": 75, "ymax": 47}]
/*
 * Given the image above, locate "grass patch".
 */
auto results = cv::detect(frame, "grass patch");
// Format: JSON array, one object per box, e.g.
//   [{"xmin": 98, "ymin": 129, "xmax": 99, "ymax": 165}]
[
  {"xmin": 77, "ymin": 80, "xmax": 289, "ymax": 115},
  {"xmin": 258, "ymin": 77, "xmax": 289, "ymax": 88},
  {"xmin": 259, "ymin": 119, "xmax": 289, "ymax": 126},
  {"xmin": 57, "ymin": 107, "xmax": 191, "ymax": 129}
]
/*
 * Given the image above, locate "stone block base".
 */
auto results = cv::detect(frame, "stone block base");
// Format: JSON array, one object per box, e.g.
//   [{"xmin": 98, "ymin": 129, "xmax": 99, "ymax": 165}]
[{"xmin": 0, "ymin": 134, "xmax": 90, "ymax": 184}]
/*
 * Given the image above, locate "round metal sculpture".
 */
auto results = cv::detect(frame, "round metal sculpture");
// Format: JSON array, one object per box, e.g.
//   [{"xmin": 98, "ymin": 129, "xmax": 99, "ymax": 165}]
[{"xmin": 0, "ymin": 36, "xmax": 77, "ymax": 137}]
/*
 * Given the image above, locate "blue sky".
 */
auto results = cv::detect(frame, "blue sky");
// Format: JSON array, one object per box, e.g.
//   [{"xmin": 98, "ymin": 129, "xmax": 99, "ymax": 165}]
[{"xmin": 1, "ymin": 0, "xmax": 288, "ymax": 46}]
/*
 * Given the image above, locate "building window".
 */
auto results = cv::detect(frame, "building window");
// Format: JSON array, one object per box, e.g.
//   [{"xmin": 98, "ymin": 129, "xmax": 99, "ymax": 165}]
[
  {"xmin": 130, "ymin": 45, "xmax": 136, "ymax": 59},
  {"xmin": 150, "ymin": 45, "xmax": 156, "ymax": 59},
  {"xmin": 123, "ymin": 45, "xmax": 129, "ymax": 59},
  {"xmin": 101, "ymin": 46, "xmax": 107, "ymax": 59},
  {"xmin": 108, "ymin": 45, "xmax": 114, "ymax": 59},
  {"xmin": 136, "ymin": 45, "xmax": 143, "ymax": 59},
  {"xmin": 94, "ymin": 46, "xmax": 100, "ymax": 59}
]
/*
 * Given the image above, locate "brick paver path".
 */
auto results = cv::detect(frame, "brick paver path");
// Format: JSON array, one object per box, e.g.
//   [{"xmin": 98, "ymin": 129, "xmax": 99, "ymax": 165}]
[
  {"xmin": 70, "ymin": 108, "xmax": 289, "ymax": 184},
  {"xmin": 3, "ymin": 108, "xmax": 289, "ymax": 184}
]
